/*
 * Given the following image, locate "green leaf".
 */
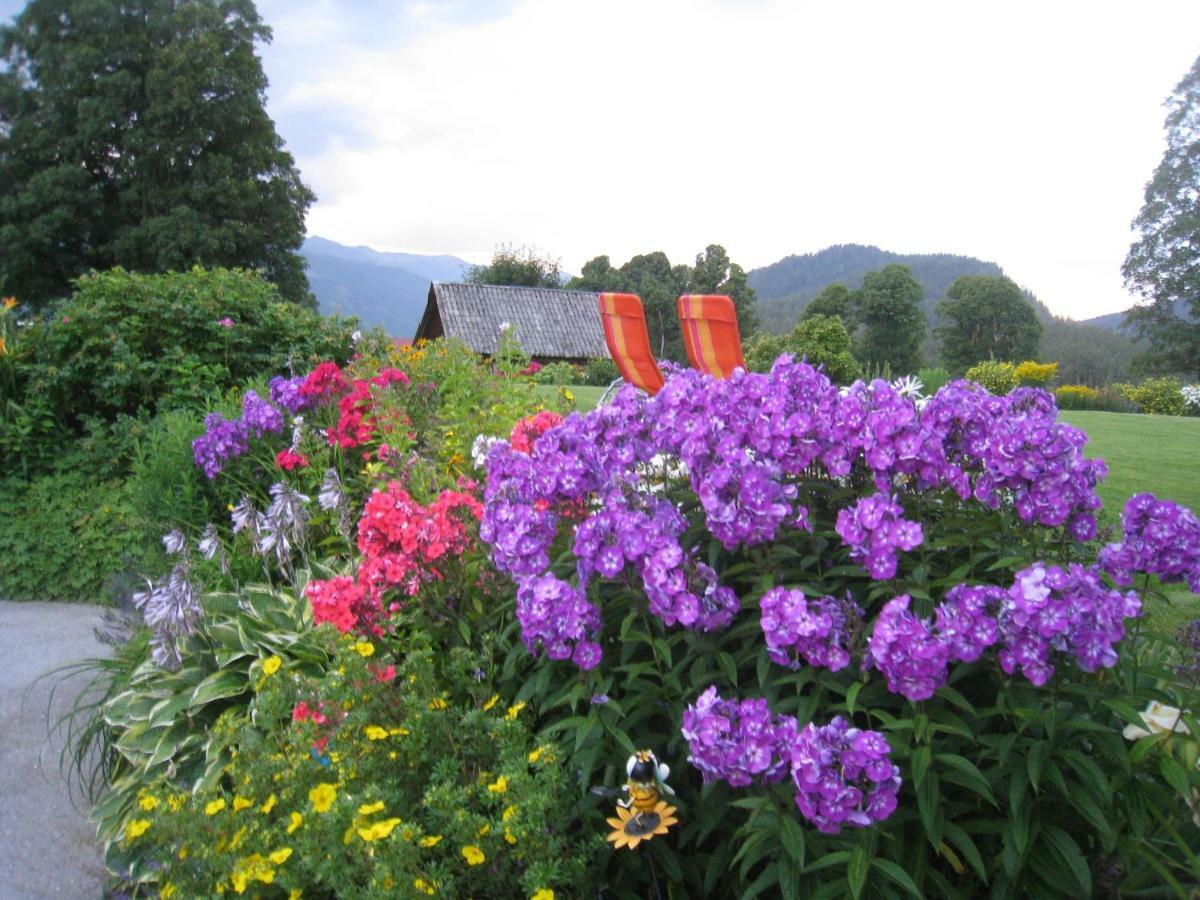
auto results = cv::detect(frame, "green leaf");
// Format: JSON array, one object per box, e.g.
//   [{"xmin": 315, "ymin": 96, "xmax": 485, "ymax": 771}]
[
  {"xmin": 847, "ymin": 845, "xmax": 869, "ymax": 899},
  {"xmin": 917, "ymin": 769, "xmax": 943, "ymax": 844},
  {"xmin": 741, "ymin": 862, "xmax": 780, "ymax": 900},
  {"xmin": 942, "ymin": 821, "xmax": 988, "ymax": 883},
  {"xmin": 1026, "ymin": 741, "xmax": 1049, "ymax": 792},
  {"xmin": 936, "ymin": 752, "xmax": 997, "ymax": 806},
  {"xmin": 189, "ymin": 668, "xmax": 248, "ymax": 708},
  {"xmin": 912, "ymin": 744, "xmax": 931, "ymax": 789},
  {"xmin": 779, "ymin": 815, "xmax": 806, "ymax": 868},
  {"xmin": 803, "ymin": 850, "xmax": 850, "ymax": 874},
  {"xmin": 1159, "ymin": 754, "xmax": 1192, "ymax": 797},
  {"xmin": 1040, "ymin": 826, "xmax": 1092, "ymax": 897},
  {"xmin": 870, "ymin": 857, "xmax": 924, "ymax": 899},
  {"xmin": 845, "ymin": 680, "xmax": 863, "ymax": 715}
]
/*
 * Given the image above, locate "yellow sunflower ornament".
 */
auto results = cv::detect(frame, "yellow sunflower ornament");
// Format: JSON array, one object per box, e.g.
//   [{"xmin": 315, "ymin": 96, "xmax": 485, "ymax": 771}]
[{"xmin": 597, "ymin": 750, "xmax": 680, "ymax": 850}]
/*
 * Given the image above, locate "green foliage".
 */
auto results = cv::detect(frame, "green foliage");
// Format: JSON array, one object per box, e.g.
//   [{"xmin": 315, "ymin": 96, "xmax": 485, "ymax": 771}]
[
  {"xmin": 18, "ymin": 267, "xmax": 354, "ymax": 430},
  {"xmin": 531, "ymin": 361, "xmax": 580, "ymax": 386},
  {"xmin": 1039, "ymin": 317, "xmax": 1138, "ymax": 387},
  {"xmin": 0, "ymin": 471, "xmax": 158, "ymax": 602},
  {"xmin": 854, "ymin": 264, "xmax": 925, "ymax": 374},
  {"xmin": 0, "ymin": 0, "xmax": 315, "ymax": 307},
  {"xmin": 1122, "ymin": 54, "xmax": 1200, "ymax": 379},
  {"xmin": 570, "ymin": 244, "xmax": 758, "ymax": 363},
  {"xmin": 467, "ymin": 244, "xmax": 563, "ymax": 288},
  {"xmin": 123, "ymin": 638, "xmax": 595, "ymax": 899},
  {"xmin": 918, "ymin": 367, "xmax": 951, "ymax": 395},
  {"xmin": 1123, "ymin": 377, "xmax": 1188, "ymax": 416},
  {"xmin": 581, "ymin": 356, "xmax": 620, "ymax": 386},
  {"xmin": 936, "ymin": 275, "xmax": 1043, "ymax": 373},
  {"xmin": 1014, "ymin": 360, "xmax": 1058, "ymax": 387},
  {"xmin": 964, "ymin": 360, "xmax": 1018, "ymax": 395},
  {"xmin": 745, "ymin": 315, "xmax": 862, "ymax": 384},
  {"xmin": 802, "ymin": 283, "xmax": 856, "ymax": 328}
]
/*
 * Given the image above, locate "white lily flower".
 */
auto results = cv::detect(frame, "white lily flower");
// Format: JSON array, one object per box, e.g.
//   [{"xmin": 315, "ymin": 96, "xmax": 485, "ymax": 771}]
[{"xmin": 1121, "ymin": 700, "xmax": 1191, "ymax": 740}]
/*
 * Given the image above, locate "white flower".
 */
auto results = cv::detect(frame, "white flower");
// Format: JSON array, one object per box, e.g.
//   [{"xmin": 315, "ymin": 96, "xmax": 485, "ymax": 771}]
[
  {"xmin": 892, "ymin": 374, "xmax": 925, "ymax": 399},
  {"xmin": 351, "ymin": 330, "xmax": 362, "ymax": 345},
  {"xmin": 317, "ymin": 469, "xmax": 344, "ymax": 512},
  {"xmin": 197, "ymin": 524, "xmax": 220, "ymax": 560},
  {"xmin": 161, "ymin": 529, "xmax": 186, "ymax": 555},
  {"xmin": 290, "ymin": 415, "xmax": 305, "ymax": 450},
  {"xmin": 499, "ymin": 321, "xmax": 511, "ymax": 332},
  {"xmin": 1121, "ymin": 701, "xmax": 1191, "ymax": 740},
  {"xmin": 470, "ymin": 434, "xmax": 505, "ymax": 468}
]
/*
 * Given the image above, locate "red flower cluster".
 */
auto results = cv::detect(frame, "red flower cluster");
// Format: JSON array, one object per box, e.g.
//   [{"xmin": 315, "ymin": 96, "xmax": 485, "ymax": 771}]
[
  {"xmin": 519, "ymin": 361, "xmax": 543, "ymax": 376},
  {"xmin": 305, "ymin": 574, "xmax": 380, "ymax": 635},
  {"xmin": 275, "ymin": 448, "xmax": 309, "ymax": 471},
  {"xmin": 292, "ymin": 700, "xmax": 341, "ymax": 753},
  {"xmin": 300, "ymin": 361, "xmax": 349, "ymax": 401},
  {"xmin": 356, "ymin": 483, "xmax": 483, "ymax": 600},
  {"xmin": 326, "ymin": 369, "xmax": 412, "ymax": 450},
  {"xmin": 509, "ymin": 411, "xmax": 564, "ymax": 454}
]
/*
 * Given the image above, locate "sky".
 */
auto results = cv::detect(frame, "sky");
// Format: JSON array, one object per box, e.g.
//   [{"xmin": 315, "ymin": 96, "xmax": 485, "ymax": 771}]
[{"xmin": 3, "ymin": 0, "xmax": 1199, "ymax": 320}]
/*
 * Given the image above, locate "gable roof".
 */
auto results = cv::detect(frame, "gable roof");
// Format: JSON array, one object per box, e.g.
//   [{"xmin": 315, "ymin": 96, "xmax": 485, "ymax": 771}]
[{"xmin": 417, "ymin": 283, "xmax": 611, "ymax": 359}]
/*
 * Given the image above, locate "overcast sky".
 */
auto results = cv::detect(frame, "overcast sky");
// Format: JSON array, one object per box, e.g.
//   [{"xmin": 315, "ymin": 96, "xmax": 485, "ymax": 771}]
[{"xmin": 4, "ymin": 0, "xmax": 1199, "ymax": 320}]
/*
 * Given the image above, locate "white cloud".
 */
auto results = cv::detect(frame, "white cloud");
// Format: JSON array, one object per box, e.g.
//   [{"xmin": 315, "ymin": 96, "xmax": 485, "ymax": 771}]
[{"xmin": 264, "ymin": 0, "xmax": 1200, "ymax": 319}]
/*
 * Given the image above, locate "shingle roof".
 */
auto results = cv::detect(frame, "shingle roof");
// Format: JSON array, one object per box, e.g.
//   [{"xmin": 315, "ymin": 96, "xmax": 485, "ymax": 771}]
[{"xmin": 422, "ymin": 283, "xmax": 611, "ymax": 359}]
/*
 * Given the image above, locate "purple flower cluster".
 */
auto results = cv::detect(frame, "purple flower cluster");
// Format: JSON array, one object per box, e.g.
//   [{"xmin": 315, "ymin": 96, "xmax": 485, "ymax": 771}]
[
  {"xmin": 935, "ymin": 584, "xmax": 1003, "ymax": 663},
  {"xmin": 1099, "ymin": 493, "xmax": 1200, "ymax": 593},
  {"xmin": 791, "ymin": 715, "xmax": 901, "ymax": 834},
  {"xmin": 192, "ymin": 381, "xmax": 294, "ymax": 479},
  {"xmin": 835, "ymin": 492, "xmax": 924, "ymax": 579},
  {"xmin": 866, "ymin": 595, "xmax": 951, "ymax": 701},
  {"xmin": 759, "ymin": 588, "xmax": 860, "ymax": 670},
  {"xmin": 681, "ymin": 686, "xmax": 799, "ymax": 787},
  {"xmin": 998, "ymin": 563, "xmax": 1141, "ymax": 686},
  {"xmin": 268, "ymin": 375, "xmax": 312, "ymax": 414},
  {"xmin": 515, "ymin": 574, "xmax": 602, "ymax": 670}
]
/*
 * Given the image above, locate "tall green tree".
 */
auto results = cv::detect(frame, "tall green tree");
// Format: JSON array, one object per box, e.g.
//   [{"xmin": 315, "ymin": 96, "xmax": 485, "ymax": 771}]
[
  {"xmin": 467, "ymin": 244, "xmax": 563, "ymax": 289},
  {"xmin": 0, "ymin": 0, "xmax": 314, "ymax": 308},
  {"xmin": 936, "ymin": 274, "xmax": 1042, "ymax": 373},
  {"xmin": 853, "ymin": 264, "xmax": 924, "ymax": 374},
  {"xmin": 570, "ymin": 244, "xmax": 757, "ymax": 362},
  {"xmin": 1122, "ymin": 54, "xmax": 1200, "ymax": 378},
  {"xmin": 802, "ymin": 282, "xmax": 855, "ymax": 327}
]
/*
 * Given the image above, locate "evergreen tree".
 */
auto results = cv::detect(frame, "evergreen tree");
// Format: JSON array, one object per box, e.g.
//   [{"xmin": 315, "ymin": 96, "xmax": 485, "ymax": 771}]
[
  {"xmin": 1122, "ymin": 54, "xmax": 1200, "ymax": 378},
  {"xmin": 0, "ymin": 0, "xmax": 315, "ymax": 308}
]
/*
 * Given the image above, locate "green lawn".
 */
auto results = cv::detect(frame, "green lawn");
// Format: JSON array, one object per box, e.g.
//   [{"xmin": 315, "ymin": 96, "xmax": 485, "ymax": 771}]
[
  {"xmin": 532, "ymin": 384, "xmax": 607, "ymax": 410},
  {"xmin": 1059, "ymin": 410, "xmax": 1200, "ymax": 634}
]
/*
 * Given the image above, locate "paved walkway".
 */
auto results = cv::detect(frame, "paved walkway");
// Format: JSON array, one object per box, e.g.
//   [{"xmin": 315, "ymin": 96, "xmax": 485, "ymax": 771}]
[{"xmin": 0, "ymin": 602, "xmax": 111, "ymax": 899}]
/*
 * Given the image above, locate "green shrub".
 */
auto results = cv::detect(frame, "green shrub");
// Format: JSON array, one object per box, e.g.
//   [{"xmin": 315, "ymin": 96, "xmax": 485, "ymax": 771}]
[
  {"xmin": 745, "ymin": 315, "xmax": 861, "ymax": 384},
  {"xmin": 0, "ymin": 471, "xmax": 159, "ymax": 601},
  {"xmin": 18, "ymin": 267, "xmax": 355, "ymax": 429},
  {"xmin": 1125, "ymin": 377, "xmax": 1187, "ymax": 416},
  {"xmin": 532, "ymin": 361, "xmax": 580, "ymax": 386},
  {"xmin": 964, "ymin": 359, "xmax": 1018, "ymax": 394},
  {"xmin": 127, "ymin": 408, "xmax": 230, "ymax": 535},
  {"xmin": 581, "ymin": 356, "xmax": 620, "ymax": 386},
  {"xmin": 918, "ymin": 367, "xmax": 951, "ymax": 395},
  {"xmin": 1014, "ymin": 360, "xmax": 1058, "ymax": 387}
]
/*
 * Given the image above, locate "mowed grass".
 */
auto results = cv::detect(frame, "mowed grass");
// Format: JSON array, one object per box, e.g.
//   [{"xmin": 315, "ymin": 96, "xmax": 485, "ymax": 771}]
[
  {"xmin": 532, "ymin": 384, "xmax": 607, "ymax": 410},
  {"xmin": 1059, "ymin": 410, "xmax": 1200, "ymax": 634}
]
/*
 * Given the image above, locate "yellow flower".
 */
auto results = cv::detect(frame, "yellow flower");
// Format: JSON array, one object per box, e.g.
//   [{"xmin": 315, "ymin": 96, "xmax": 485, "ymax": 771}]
[
  {"xmin": 364, "ymin": 725, "xmax": 389, "ymax": 741},
  {"xmin": 427, "ymin": 697, "xmax": 448, "ymax": 710},
  {"xmin": 482, "ymin": 694, "xmax": 500, "ymax": 711},
  {"xmin": 531, "ymin": 890, "xmax": 555, "ymax": 900},
  {"xmin": 413, "ymin": 878, "xmax": 437, "ymax": 896},
  {"xmin": 387, "ymin": 727, "xmax": 410, "ymax": 737},
  {"xmin": 160, "ymin": 884, "xmax": 177, "ymax": 898},
  {"xmin": 502, "ymin": 805, "xmax": 518, "ymax": 822},
  {"xmin": 309, "ymin": 783, "xmax": 337, "ymax": 813},
  {"xmin": 487, "ymin": 775, "xmax": 507, "ymax": 794},
  {"xmin": 605, "ymin": 800, "xmax": 679, "ymax": 850},
  {"xmin": 358, "ymin": 801, "xmax": 385, "ymax": 816},
  {"xmin": 260, "ymin": 794, "xmax": 277, "ymax": 814},
  {"xmin": 287, "ymin": 812, "xmax": 303, "ymax": 834},
  {"xmin": 461, "ymin": 845, "xmax": 486, "ymax": 866},
  {"xmin": 205, "ymin": 798, "xmax": 227, "ymax": 816},
  {"xmin": 138, "ymin": 795, "xmax": 160, "ymax": 812},
  {"xmin": 178, "ymin": 847, "xmax": 188, "ymax": 860},
  {"xmin": 419, "ymin": 834, "xmax": 443, "ymax": 848},
  {"xmin": 564, "ymin": 390, "xmax": 575, "ymax": 402},
  {"xmin": 124, "ymin": 818, "xmax": 151, "ymax": 841},
  {"xmin": 232, "ymin": 796, "xmax": 254, "ymax": 812},
  {"xmin": 505, "ymin": 700, "xmax": 526, "ymax": 720},
  {"xmin": 168, "ymin": 792, "xmax": 187, "ymax": 812},
  {"xmin": 528, "ymin": 747, "xmax": 543, "ymax": 763},
  {"xmin": 477, "ymin": 823, "xmax": 490, "ymax": 837},
  {"xmin": 262, "ymin": 655, "xmax": 282, "ymax": 676},
  {"xmin": 269, "ymin": 847, "xmax": 293, "ymax": 865},
  {"xmin": 2, "ymin": 296, "xmax": 17, "ymax": 310},
  {"xmin": 229, "ymin": 825, "xmax": 248, "ymax": 850},
  {"xmin": 289, "ymin": 891, "xmax": 303, "ymax": 900},
  {"xmin": 353, "ymin": 641, "xmax": 375, "ymax": 657},
  {"xmin": 505, "ymin": 829, "xmax": 517, "ymax": 845},
  {"xmin": 357, "ymin": 817, "xmax": 402, "ymax": 841}
]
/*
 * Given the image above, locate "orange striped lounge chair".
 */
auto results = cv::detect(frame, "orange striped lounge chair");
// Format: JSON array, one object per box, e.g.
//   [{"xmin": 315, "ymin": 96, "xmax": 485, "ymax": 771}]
[
  {"xmin": 677, "ymin": 294, "xmax": 746, "ymax": 379},
  {"xmin": 597, "ymin": 292, "xmax": 666, "ymax": 395}
]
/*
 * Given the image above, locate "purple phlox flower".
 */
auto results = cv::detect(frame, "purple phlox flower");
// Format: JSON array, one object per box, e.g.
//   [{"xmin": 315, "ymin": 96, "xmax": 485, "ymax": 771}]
[
  {"xmin": 998, "ymin": 562, "xmax": 1141, "ymax": 686},
  {"xmin": 866, "ymin": 595, "xmax": 951, "ymax": 701},
  {"xmin": 836, "ymin": 492, "xmax": 923, "ymax": 580},
  {"xmin": 241, "ymin": 390, "xmax": 284, "ymax": 438},
  {"xmin": 218, "ymin": 317, "xmax": 234, "ymax": 328},
  {"xmin": 268, "ymin": 375, "xmax": 311, "ymax": 414},
  {"xmin": 935, "ymin": 584, "xmax": 1003, "ymax": 663},
  {"xmin": 1099, "ymin": 493, "xmax": 1200, "ymax": 593},
  {"xmin": 790, "ymin": 715, "xmax": 901, "ymax": 834},
  {"xmin": 760, "ymin": 587, "xmax": 861, "ymax": 671},
  {"xmin": 682, "ymin": 686, "xmax": 799, "ymax": 788},
  {"xmin": 192, "ymin": 412, "xmax": 249, "ymax": 479},
  {"xmin": 514, "ymin": 573, "xmax": 603, "ymax": 670}
]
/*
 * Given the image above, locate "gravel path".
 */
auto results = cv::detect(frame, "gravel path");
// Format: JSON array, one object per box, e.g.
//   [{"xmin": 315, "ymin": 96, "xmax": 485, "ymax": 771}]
[{"xmin": 0, "ymin": 602, "xmax": 112, "ymax": 899}]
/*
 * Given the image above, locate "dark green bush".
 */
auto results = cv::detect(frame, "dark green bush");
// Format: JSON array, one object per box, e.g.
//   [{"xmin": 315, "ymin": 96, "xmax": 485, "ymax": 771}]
[
  {"xmin": 581, "ymin": 356, "xmax": 620, "ymax": 385},
  {"xmin": 532, "ymin": 361, "xmax": 581, "ymax": 386},
  {"xmin": 745, "ymin": 315, "xmax": 861, "ymax": 383}
]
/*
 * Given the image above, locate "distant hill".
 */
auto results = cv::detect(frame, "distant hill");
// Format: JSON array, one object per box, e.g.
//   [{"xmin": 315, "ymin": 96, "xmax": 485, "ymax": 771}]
[
  {"xmin": 1080, "ymin": 299, "xmax": 1191, "ymax": 334},
  {"xmin": 747, "ymin": 243, "xmax": 1141, "ymax": 385},
  {"xmin": 302, "ymin": 237, "xmax": 472, "ymax": 337}
]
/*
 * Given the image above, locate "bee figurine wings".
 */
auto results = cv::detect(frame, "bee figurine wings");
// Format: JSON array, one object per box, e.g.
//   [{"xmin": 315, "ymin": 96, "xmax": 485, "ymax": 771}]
[{"xmin": 592, "ymin": 750, "xmax": 680, "ymax": 850}]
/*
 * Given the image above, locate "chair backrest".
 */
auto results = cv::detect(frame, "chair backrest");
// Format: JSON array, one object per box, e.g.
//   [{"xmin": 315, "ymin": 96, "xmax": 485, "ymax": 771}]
[
  {"xmin": 597, "ymin": 292, "xmax": 665, "ymax": 395},
  {"xmin": 677, "ymin": 294, "xmax": 746, "ymax": 379}
]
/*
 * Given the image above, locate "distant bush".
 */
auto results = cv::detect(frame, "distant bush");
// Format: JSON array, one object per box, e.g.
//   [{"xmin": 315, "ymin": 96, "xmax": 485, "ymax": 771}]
[
  {"xmin": 1123, "ymin": 377, "xmax": 1187, "ymax": 416},
  {"xmin": 531, "ymin": 361, "xmax": 579, "ymax": 386},
  {"xmin": 917, "ymin": 366, "xmax": 950, "ymax": 395},
  {"xmin": 1054, "ymin": 385, "xmax": 1137, "ymax": 413},
  {"xmin": 1183, "ymin": 384, "xmax": 1200, "ymax": 415},
  {"xmin": 745, "ymin": 314, "xmax": 861, "ymax": 384},
  {"xmin": 1015, "ymin": 360, "xmax": 1058, "ymax": 387},
  {"xmin": 964, "ymin": 359, "xmax": 1017, "ymax": 394},
  {"xmin": 581, "ymin": 356, "xmax": 620, "ymax": 386}
]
